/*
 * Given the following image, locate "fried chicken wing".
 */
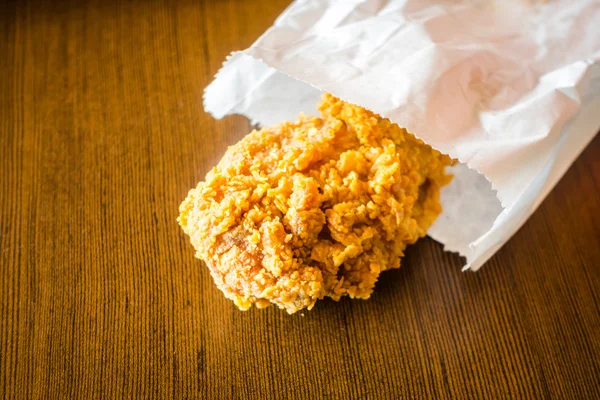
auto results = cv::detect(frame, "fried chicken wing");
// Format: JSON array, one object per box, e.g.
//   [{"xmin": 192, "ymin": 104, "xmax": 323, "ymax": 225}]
[{"xmin": 179, "ymin": 94, "xmax": 452, "ymax": 313}]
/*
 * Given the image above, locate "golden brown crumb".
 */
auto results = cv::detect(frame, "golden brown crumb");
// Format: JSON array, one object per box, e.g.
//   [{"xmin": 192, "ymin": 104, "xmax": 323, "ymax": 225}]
[{"xmin": 179, "ymin": 94, "xmax": 452, "ymax": 313}]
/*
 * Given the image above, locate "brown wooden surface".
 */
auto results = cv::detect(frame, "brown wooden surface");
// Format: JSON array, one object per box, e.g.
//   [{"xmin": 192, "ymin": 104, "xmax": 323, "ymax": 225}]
[{"xmin": 1, "ymin": 0, "xmax": 599, "ymax": 398}]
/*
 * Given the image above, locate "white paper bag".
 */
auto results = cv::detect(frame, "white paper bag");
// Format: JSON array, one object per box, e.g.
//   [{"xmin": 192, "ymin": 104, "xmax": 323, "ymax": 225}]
[{"xmin": 204, "ymin": 0, "xmax": 600, "ymax": 270}]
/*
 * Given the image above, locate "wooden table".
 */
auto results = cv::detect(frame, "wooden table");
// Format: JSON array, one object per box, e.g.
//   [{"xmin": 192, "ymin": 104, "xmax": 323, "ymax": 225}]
[{"xmin": 1, "ymin": 0, "xmax": 599, "ymax": 398}]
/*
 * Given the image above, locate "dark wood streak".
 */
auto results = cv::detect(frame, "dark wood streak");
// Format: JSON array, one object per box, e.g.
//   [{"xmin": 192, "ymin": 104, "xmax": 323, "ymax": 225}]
[{"xmin": 1, "ymin": 0, "xmax": 599, "ymax": 398}]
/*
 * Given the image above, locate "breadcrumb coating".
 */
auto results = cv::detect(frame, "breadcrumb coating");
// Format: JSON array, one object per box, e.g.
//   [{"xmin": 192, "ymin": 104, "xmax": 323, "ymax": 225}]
[{"xmin": 179, "ymin": 94, "xmax": 452, "ymax": 314}]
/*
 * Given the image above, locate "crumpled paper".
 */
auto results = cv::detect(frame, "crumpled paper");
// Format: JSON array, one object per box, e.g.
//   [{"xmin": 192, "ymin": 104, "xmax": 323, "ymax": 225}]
[{"xmin": 204, "ymin": 0, "xmax": 600, "ymax": 270}]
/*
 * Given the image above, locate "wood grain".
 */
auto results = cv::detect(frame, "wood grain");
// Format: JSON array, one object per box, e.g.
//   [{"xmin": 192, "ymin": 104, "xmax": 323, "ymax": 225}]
[{"xmin": 1, "ymin": 0, "xmax": 599, "ymax": 398}]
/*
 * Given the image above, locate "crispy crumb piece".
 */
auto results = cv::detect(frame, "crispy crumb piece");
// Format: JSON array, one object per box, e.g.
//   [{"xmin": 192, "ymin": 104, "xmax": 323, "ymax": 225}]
[{"xmin": 179, "ymin": 94, "xmax": 452, "ymax": 314}]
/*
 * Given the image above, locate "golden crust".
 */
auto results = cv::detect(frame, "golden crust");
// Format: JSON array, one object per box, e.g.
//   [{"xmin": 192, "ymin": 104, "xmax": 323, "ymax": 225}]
[{"xmin": 179, "ymin": 94, "xmax": 452, "ymax": 313}]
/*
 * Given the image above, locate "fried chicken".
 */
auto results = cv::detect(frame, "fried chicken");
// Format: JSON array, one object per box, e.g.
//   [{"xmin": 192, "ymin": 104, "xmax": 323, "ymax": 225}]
[{"xmin": 178, "ymin": 94, "xmax": 453, "ymax": 314}]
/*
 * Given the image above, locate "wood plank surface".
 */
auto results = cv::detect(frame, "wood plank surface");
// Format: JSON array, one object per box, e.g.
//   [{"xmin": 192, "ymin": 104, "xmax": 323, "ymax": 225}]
[{"xmin": 1, "ymin": 0, "xmax": 599, "ymax": 398}]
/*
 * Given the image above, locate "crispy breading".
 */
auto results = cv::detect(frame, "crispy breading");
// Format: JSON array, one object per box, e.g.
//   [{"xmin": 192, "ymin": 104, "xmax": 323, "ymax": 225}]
[{"xmin": 179, "ymin": 94, "xmax": 453, "ymax": 313}]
